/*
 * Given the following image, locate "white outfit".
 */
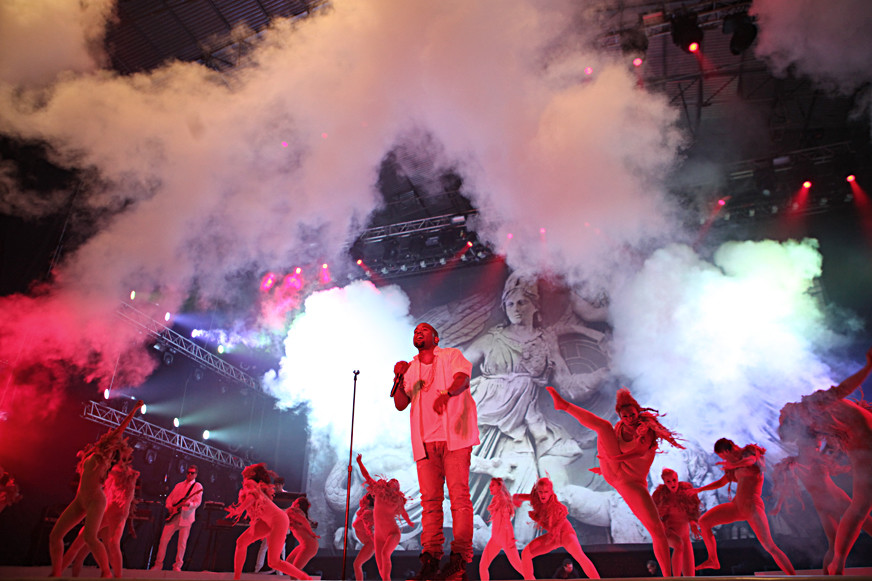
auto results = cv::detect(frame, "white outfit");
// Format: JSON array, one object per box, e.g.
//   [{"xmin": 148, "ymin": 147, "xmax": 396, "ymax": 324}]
[{"xmin": 152, "ymin": 478, "xmax": 203, "ymax": 571}]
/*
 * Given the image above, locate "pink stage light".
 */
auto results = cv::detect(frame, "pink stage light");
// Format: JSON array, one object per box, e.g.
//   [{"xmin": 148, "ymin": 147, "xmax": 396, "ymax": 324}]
[{"xmin": 261, "ymin": 272, "xmax": 277, "ymax": 292}]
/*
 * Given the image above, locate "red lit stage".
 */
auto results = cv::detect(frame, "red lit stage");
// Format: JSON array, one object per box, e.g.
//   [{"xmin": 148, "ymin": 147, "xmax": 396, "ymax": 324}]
[{"xmin": 1, "ymin": 566, "xmax": 871, "ymax": 580}]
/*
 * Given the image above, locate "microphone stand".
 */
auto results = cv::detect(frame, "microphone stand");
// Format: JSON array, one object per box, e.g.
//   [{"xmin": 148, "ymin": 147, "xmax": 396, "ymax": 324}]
[{"xmin": 340, "ymin": 370, "xmax": 360, "ymax": 581}]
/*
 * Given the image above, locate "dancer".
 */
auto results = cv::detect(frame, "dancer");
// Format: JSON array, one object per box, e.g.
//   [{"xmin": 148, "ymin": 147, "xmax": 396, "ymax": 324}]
[
  {"xmin": 352, "ymin": 492, "xmax": 375, "ymax": 581},
  {"xmin": 287, "ymin": 495, "xmax": 319, "ymax": 571},
  {"xmin": 392, "ymin": 322, "xmax": 478, "ymax": 581},
  {"xmin": 772, "ymin": 416, "xmax": 871, "ymax": 575},
  {"xmin": 49, "ymin": 400, "xmax": 143, "ymax": 578},
  {"xmin": 693, "ymin": 438, "xmax": 795, "ymax": 575},
  {"xmin": 151, "ymin": 463, "xmax": 203, "ymax": 571},
  {"xmin": 652, "ymin": 468, "xmax": 700, "ymax": 577},
  {"xmin": 479, "ymin": 477, "xmax": 523, "ymax": 581},
  {"xmin": 512, "ymin": 477, "xmax": 599, "ymax": 580},
  {"xmin": 356, "ymin": 454, "xmax": 414, "ymax": 581},
  {"xmin": 226, "ymin": 463, "xmax": 310, "ymax": 580},
  {"xmin": 0, "ymin": 466, "xmax": 23, "ymax": 514},
  {"xmin": 63, "ymin": 440, "xmax": 140, "ymax": 577},
  {"xmin": 547, "ymin": 386, "xmax": 681, "ymax": 576},
  {"xmin": 254, "ymin": 476, "xmax": 289, "ymax": 573},
  {"xmin": 777, "ymin": 346, "xmax": 872, "ymax": 575}
]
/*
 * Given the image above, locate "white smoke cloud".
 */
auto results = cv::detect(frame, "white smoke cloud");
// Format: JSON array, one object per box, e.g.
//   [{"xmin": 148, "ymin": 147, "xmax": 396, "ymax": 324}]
[
  {"xmin": 609, "ymin": 238, "xmax": 854, "ymax": 453},
  {"xmin": 262, "ymin": 280, "xmax": 413, "ymax": 454},
  {"xmin": 752, "ymin": 0, "xmax": 872, "ymax": 130},
  {"xmin": 0, "ymin": 0, "xmax": 113, "ymax": 87},
  {"xmin": 0, "ymin": 0, "xmax": 690, "ymax": 414}
]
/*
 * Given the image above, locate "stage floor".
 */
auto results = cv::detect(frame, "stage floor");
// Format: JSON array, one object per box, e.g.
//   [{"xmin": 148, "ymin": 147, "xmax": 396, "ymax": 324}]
[{"xmin": 2, "ymin": 567, "xmax": 871, "ymax": 581}]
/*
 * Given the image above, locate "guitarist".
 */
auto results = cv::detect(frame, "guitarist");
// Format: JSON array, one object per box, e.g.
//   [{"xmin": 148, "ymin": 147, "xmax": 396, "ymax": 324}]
[{"xmin": 151, "ymin": 464, "xmax": 203, "ymax": 571}]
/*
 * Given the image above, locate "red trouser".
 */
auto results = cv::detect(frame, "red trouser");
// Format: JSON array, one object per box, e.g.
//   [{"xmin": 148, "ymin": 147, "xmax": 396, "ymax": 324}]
[{"xmin": 416, "ymin": 442, "xmax": 473, "ymax": 562}]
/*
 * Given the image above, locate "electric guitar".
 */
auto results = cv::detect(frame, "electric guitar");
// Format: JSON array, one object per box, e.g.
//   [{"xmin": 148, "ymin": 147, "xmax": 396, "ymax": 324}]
[{"xmin": 165, "ymin": 487, "xmax": 202, "ymax": 523}]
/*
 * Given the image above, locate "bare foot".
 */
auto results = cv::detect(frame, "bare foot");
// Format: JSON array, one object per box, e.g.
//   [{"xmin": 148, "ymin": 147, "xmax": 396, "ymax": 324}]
[
  {"xmin": 546, "ymin": 386, "xmax": 568, "ymax": 411},
  {"xmin": 696, "ymin": 558, "xmax": 720, "ymax": 570}
]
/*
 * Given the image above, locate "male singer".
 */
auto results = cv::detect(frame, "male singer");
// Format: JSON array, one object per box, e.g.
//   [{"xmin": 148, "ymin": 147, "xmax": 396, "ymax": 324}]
[
  {"xmin": 393, "ymin": 323, "xmax": 478, "ymax": 581},
  {"xmin": 151, "ymin": 464, "xmax": 203, "ymax": 571}
]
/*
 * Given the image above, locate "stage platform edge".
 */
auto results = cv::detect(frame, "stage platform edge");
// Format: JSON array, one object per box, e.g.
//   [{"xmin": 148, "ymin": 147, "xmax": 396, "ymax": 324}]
[{"xmin": 2, "ymin": 566, "xmax": 872, "ymax": 581}]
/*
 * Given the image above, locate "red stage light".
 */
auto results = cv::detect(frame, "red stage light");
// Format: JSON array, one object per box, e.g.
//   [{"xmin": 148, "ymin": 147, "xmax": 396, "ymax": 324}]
[
  {"xmin": 718, "ymin": 199, "xmax": 726, "ymax": 206},
  {"xmin": 632, "ymin": 57, "xmax": 643, "ymax": 67},
  {"xmin": 261, "ymin": 273, "xmax": 277, "ymax": 292},
  {"xmin": 847, "ymin": 174, "xmax": 856, "ymax": 183},
  {"xmin": 356, "ymin": 259, "xmax": 363, "ymax": 265},
  {"xmin": 802, "ymin": 180, "xmax": 812, "ymax": 189},
  {"xmin": 688, "ymin": 42, "xmax": 699, "ymax": 53}
]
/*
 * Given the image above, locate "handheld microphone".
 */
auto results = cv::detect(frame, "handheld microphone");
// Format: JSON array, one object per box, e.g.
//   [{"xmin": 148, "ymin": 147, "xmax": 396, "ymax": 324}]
[{"xmin": 390, "ymin": 373, "xmax": 404, "ymax": 397}]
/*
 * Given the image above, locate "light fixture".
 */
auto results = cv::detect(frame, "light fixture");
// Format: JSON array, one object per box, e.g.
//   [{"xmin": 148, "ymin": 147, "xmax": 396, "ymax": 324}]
[
  {"xmin": 722, "ymin": 12, "xmax": 757, "ymax": 55},
  {"xmin": 670, "ymin": 12, "xmax": 703, "ymax": 54},
  {"xmin": 620, "ymin": 25, "xmax": 649, "ymax": 66}
]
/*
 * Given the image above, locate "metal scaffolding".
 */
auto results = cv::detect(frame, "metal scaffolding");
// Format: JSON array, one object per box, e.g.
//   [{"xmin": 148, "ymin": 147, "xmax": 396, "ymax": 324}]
[
  {"xmin": 116, "ymin": 301, "xmax": 260, "ymax": 391},
  {"xmin": 82, "ymin": 400, "xmax": 246, "ymax": 469}
]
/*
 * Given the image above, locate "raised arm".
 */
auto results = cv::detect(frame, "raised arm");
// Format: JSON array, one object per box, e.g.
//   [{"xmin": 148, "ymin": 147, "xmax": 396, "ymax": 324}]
[
  {"xmin": 356, "ymin": 454, "xmax": 375, "ymax": 486},
  {"xmin": 393, "ymin": 361, "xmax": 411, "ymax": 411},
  {"xmin": 831, "ymin": 346, "xmax": 872, "ymax": 399},
  {"xmin": 107, "ymin": 400, "xmax": 144, "ymax": 440}
]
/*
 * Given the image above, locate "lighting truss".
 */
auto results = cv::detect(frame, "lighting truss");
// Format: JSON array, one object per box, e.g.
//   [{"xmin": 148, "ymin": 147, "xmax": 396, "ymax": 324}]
[
  {"xmin": 82, "ymin": 400, "xmax": 246, "ymax": 469},
  {"xmin": 712, "ymin": 141, "xmax": 860, "ymax": 224},
  {"xmin": 117, "ymin": 301, "xmax": 259, "ymax": 391},
  {"xmin": 366, "ymin": 250, "xmax": 498, "ymax": 280},
  {"xmin": 359, "ymin": 211, "xmax": 478, "ymax": 242}
]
